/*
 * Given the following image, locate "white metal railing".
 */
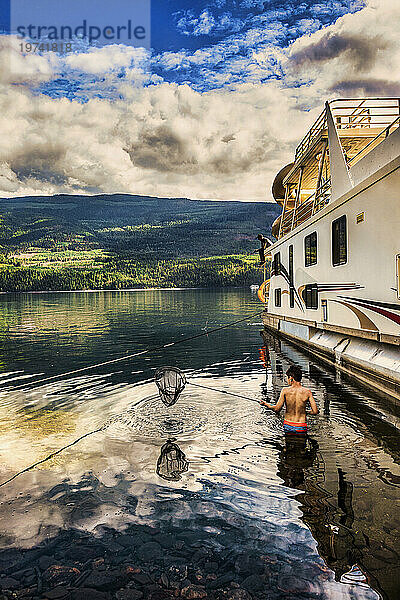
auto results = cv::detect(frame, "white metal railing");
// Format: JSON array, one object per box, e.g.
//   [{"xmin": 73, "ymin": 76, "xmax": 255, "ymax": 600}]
[
  {"xmin": 279, "ymin": 98, "xmax": 400, "ymax": 239},
  {"xmin": 294, "ymin": 98, "xmax": 400, "ymax": 165},
  {"xmin": 278, "ymin": 179, "xmax": 331, "ymax": 238},
  {"xmin": 347, "ymin": 115, "xmax": 400, "ymax": 167},
  {"xmin": 294, "ymin": 110, "xmax": 326, "ymax": 163}
]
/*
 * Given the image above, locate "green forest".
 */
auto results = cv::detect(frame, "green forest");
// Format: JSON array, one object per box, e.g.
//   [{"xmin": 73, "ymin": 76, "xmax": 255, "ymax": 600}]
[
  {"xmin": 0, "ymin": 254, "xmax": 267, "ymax": 292},
  {"xmin": 0, "ymin": 194, "xmax": 278, "ymax": 291}
]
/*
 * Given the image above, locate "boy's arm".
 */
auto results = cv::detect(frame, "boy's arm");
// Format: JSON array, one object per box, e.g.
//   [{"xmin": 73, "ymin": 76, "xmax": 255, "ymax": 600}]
[
  {"xmin": 260, "ymin": 389, "xmax": 285, "ymax": 412},
  {"xmin": 308, "ymin": 391, "xmax": 319, "ymax": 415}
]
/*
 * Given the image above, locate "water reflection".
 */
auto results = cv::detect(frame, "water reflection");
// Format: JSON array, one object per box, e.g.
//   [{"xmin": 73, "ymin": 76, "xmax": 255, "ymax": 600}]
[
  {"xmin": 263, "ymin": 332, "xmax": 399, "ymax": 600},
  {"xmin": 0, "ymin": 289, "xmax": 261, "ymax": 383},
  {"xmin": 276, "ymin": 433, "xmax": 374, "ymax": 594},
  {"xmin": 278, "ymin": 434, "xmax": 319, "ymax": 489},
  {"xmin": 156, "ymin": 439, "xmax": 189, "ymax": 481},
  {"xmin": 0, "ymin": 291, "xmax": 398, "ymax": 600}
]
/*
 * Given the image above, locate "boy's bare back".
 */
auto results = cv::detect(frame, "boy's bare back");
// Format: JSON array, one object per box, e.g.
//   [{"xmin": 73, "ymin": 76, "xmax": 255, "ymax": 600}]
[
  {"xmin": 281, "ymin": 385, "xmax": 315, "ymax": 423},
  {"xmin": 260, "ymin": 365, "xmax": 318, "ymax": 425}
]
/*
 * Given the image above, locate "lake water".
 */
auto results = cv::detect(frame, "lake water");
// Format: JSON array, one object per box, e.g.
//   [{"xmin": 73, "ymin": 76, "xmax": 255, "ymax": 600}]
[{"xmin": 0, "ymin": 289, "xmax": 399, "ymax": 600}]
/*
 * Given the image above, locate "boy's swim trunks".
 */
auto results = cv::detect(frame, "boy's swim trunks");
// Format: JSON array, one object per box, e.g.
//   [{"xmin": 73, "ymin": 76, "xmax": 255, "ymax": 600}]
[{"xmin": 283, "ymin": 420, "xmax": 307, "ymax": 435}]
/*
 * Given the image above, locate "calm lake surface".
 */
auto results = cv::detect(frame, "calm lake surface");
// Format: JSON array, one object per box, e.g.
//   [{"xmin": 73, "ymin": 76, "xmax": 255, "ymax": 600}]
[{"xmin": 0, "ymin": 289, "xmax": 399, "ymax": 600}]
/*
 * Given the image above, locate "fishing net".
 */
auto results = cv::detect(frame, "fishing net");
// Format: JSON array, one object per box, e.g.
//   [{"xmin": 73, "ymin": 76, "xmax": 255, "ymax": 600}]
[
  {"xmin": 154, "ymin": 367, "xmax": 186, "ymax": 407},
  {"xmin": 156, "ymin": 439, "xmax": 189, "ymax": 481}
]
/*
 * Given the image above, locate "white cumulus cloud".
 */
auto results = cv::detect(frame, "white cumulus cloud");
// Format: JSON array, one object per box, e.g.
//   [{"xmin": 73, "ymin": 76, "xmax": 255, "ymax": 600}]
[
  {"xmin": 286, "ymin": 0, "xmax": 400, "ymax": 98},
  {"xmin": 0, "ymin": 0, "xmax": 399, "ymax": 201}
]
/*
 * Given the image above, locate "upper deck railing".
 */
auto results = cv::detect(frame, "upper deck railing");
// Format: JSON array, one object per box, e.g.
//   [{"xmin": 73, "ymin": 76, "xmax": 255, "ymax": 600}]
[
  {"xmin": 277, "ymin": 98, "xmax": 400, "ymax": 239},
  {"xmin": 294, "ymin": 98, "xmax": 400, "ymax": 166},
  {"xmin": 294, "ymin": 109, "xmax": 327, "ymax": 164},
  {"xmin": 346, "ymin": 114, "xmax": 400, "ymax": 166}
]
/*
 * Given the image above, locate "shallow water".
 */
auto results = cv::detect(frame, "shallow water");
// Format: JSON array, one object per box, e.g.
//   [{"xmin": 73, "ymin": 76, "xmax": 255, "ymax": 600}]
[{"xmin": 0, "ymin": 289, "xmax": 399, "ymax": 600}]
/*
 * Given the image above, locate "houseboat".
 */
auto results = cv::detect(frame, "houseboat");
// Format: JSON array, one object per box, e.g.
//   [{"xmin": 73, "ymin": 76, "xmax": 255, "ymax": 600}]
[{"xmin": 262, "ymin": 98, "xmax": 400, "ymax": 401}]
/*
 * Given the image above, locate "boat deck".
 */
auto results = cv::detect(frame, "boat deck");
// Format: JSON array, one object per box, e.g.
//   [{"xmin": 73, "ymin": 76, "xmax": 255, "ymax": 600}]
[{"xmin": 276, "ymin": 98, "xmax": 400, "ymax": 239}]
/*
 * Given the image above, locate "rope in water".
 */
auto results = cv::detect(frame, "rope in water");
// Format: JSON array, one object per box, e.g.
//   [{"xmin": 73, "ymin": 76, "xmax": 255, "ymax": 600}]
[
  {"xmin": 0, "ymin": 380, "xmax": 267, "ymax": 489},
  {"xmin": 0, "ymin": 380, "xmax": 267, "ymax": 488},
  {"xmin": 6, "ymin": 310, "xmax": 264, "ymax": 392},
  {"xmin": 188, "ymin": 381, "xmax": 261, "ymax": 404},
  {"xmin": 0, "ymin": 310, "xmax": 265, "ymax": 487},
  {"xmin": 0, "ymin": 395, "xmax": 152, "ymax": 488}
]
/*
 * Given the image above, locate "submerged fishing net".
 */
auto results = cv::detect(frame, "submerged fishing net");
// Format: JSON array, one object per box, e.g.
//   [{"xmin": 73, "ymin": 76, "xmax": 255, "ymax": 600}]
[
  {"xmin": 154, "ymin": 367, "xmax": 186, "ymax": 407},
  {"xmin": 156, "ymin": 439, "xmax": 189, "ymax": 481}
]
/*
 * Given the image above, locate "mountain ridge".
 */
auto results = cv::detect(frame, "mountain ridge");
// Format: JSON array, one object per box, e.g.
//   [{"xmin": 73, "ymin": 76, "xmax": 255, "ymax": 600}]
[{"xmin": 0, "ymin": 193, "xmax": 279, "ymax": 258}]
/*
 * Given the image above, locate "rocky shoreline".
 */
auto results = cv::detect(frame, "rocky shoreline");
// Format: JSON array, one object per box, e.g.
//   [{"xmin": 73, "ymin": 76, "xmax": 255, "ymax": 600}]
[{"xmin": 0, "ymin": 519, "xmax": 326, "ymax": 600}]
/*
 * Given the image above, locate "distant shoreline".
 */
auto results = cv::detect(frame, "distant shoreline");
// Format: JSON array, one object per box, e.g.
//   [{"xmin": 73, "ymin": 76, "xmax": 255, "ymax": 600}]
[{"xmin": 0, "ymin": 286, "xmax": 253, "ymax": 295}]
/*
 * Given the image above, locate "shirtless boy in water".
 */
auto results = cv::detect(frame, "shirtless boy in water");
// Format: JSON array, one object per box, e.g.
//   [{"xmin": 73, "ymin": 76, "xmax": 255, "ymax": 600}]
[{"xmin": 260, "ymin": 365, "xmax": 318, "ymax": 434}]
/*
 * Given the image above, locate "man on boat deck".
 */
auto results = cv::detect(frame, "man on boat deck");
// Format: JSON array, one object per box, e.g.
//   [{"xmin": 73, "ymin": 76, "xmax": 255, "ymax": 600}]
[
  {"xmin": 256, "ymin": 234, "xmax": 271, "ymax": 265},
  {"xmin": 260, "ymin": 365, "xmax": 318, "ymax": 434}
]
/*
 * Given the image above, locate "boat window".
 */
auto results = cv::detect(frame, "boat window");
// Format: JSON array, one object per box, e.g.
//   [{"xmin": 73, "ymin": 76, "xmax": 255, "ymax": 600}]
[
  {"xmin": 275, "ymin": 288, "xmax": 281, "ymax": 307},
  {"xmin": 273, "ymin": 252, "xmax": 281, "ymax": 276},
  {"xmin": 304, "ymin": 284, "xmax": 318, "ymax": 309},
  {"xmin": 289, "ymin": 245, "xmax": 294, "ymax": 308},
  {"xmin": 332, "ymin": 215, "xmax": 347, "ymax": 266},
  {"xmin": 304, "ymin": 232, "xmax": 317, "ymax": 267}
]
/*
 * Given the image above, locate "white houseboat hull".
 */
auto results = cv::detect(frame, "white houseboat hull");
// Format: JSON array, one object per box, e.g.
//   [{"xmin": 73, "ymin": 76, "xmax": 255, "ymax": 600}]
[{"xmin": 264, "ymin": 99, "xmax": 400, "ymax": 401}]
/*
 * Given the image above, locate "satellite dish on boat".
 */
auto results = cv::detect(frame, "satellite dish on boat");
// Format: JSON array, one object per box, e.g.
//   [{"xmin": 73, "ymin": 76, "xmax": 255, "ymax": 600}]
[
  {"xmin": 272, "ymin": 162, "xmax": 294, "ymax": 205},
  {"xmin": 271, "ymin": 215, "xmax": 281, "ymax": 239}
]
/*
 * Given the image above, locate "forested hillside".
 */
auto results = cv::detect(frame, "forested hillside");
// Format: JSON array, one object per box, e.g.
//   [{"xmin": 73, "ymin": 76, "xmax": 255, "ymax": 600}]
[{"xmin": 0, "ymin": 194, "xmax": 278, "ymax": 291}]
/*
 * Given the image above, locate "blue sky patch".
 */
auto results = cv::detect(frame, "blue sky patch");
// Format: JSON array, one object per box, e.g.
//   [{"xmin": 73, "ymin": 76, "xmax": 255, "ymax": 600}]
[{"xmin": 33, "ymin": 0, "xmax": 365, "ymax": 101}]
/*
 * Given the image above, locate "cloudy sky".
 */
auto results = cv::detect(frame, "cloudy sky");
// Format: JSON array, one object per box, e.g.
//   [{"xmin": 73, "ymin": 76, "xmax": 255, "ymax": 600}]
[{"xmin": 1, "ymin": 0, "xmax": 399, "ymax": 201}]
